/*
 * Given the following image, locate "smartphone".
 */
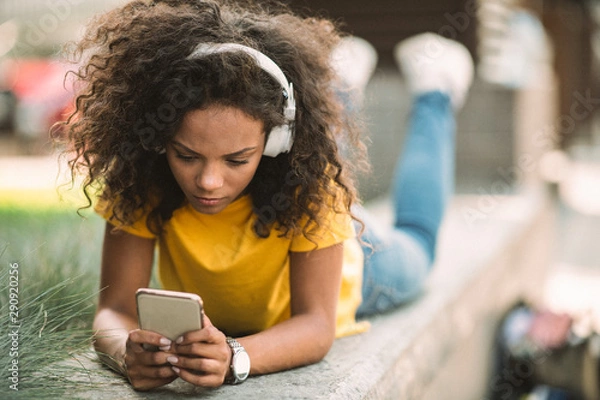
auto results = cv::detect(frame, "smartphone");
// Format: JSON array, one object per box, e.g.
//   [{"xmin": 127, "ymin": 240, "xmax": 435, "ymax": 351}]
[{"xmin": 136, "ymin": 288, "xmax": 204, "ymax": 342}]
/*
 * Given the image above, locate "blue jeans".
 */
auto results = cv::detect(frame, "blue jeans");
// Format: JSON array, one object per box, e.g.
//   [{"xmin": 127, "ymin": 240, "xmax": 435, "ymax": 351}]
[{"xmin": 356, "ymin": 91, "xmax": 455, "ymax": 317}]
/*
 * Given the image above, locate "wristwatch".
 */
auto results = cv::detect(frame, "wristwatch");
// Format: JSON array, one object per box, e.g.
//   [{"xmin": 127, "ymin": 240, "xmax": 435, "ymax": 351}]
[{"xmin": 225, "ymin": 337, "xmax": 251, "ymax": 384}]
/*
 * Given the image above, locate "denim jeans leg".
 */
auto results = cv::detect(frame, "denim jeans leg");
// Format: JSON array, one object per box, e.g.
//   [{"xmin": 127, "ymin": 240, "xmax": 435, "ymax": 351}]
[{"xmin": 357, "ymin": 91, "xmax": 455, "ymax": 317}]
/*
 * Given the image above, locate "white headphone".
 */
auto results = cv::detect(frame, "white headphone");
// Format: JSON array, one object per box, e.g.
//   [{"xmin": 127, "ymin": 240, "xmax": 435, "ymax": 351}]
[{"xmin": 187, "ymin": 43, "xmax": 296, "ymax": 157}]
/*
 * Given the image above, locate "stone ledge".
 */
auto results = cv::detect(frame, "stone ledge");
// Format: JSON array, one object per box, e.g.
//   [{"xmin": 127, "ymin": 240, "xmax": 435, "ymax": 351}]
[{"xmin": 71, "ymin": 187, "xmax": 555, "ymax": 399}]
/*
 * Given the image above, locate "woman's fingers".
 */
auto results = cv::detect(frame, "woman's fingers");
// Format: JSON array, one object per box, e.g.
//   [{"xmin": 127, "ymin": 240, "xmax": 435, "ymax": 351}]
[
  {"xmin": 172, "ymin": 320, "xmax": 227, "ymax": 358},
  {"xmin": 124, "ymin": 329, "xmax": 178, "ymax": 390},
  {"xmin": 172, "ymin": 365, "xmax": 225, "ymax": 388},
  {"xmin": 124, "ymin": 316, "xmax": 233, "ymax": 388},
  {"xmin": 126, "ymin": 361, "xmax": 177, "ymax": 381},
  {"xmin": 128, "ymin": 328, "xmax": 173, "ymax": 351},
  {"xmin": 167, "ymin": 355, "xmax": 223, "ymax": 374},
  {"xmin": 166, "ymin": 316, "xmax": 231, "ymax": 387}
]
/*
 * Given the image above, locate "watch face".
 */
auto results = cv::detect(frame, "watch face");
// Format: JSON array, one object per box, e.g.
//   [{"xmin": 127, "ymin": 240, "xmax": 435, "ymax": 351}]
[{"xmin": 233, "ymin": 350, "xmax": 251, "ymax": 380}]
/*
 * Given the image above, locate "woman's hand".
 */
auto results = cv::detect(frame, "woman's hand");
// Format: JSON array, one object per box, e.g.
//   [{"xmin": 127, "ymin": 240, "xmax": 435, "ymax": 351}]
[
  {"xmin": 167, "ymin": 315, "xmax": 232, "ymax": 388},
  {"xmin": 123, "ymin": 329, "xmax": 178, "ymax": 391}
]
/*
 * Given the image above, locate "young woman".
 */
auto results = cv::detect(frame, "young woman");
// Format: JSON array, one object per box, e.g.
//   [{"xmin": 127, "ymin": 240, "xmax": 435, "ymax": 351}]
[{"xmin": 61, "ymin": 0, "xmax": 473, "ymax": 391}]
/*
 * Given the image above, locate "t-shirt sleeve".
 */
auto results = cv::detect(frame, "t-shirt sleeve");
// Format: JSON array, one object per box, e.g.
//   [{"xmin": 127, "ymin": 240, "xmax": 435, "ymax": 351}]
[
  {"xmin": 94, "ymin": 197, "xmax": 156, "ymax": 239},
  {"xmin": 289, "ymin": 205, "xmax": 355, "ymax": 252}
]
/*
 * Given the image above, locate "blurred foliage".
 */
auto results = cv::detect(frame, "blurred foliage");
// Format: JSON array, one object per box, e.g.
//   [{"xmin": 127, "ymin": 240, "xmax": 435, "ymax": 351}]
[{"xmin": 0, "ymin": 205, "xmax": 109, "ymax": 398}]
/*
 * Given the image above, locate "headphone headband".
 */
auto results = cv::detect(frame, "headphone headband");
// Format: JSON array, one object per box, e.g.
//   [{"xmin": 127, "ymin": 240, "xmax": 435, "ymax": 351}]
[{"xmin": 186, "ymin": 43, "xmax": 296, "ymax": 156}]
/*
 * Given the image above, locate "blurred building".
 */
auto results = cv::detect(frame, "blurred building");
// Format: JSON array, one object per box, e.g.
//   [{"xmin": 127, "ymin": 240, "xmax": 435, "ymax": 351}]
[
  {"xmin": 289, "ymin": 0, "xmax": 600, "ymax": 149},
  {"xmin": 0, "ymin": 0, "xmax": 597, "ymax": 192},
  {"xmin": 289, "ymin": 0, "xmax": 479, "ymax": 66}
]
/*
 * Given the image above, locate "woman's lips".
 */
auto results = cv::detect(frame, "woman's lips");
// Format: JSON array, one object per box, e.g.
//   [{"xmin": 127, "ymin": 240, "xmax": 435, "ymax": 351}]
[{"xmin": 194, "ymin": 196, "xmax": 225, "ymax": 206}]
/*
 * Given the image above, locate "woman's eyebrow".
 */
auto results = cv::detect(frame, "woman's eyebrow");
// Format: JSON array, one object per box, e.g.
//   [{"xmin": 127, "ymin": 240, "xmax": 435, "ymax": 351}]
[
  {"xmin": 171, "ymin": 141, "xmax": 200, "ymax": 155},
  {"xmin": 171, "ymin": 140, "xmax": 257, "ymax": 157},
  {"xmin": 226, "ymin": 147, "xmax": 258, "ymax": 157}
]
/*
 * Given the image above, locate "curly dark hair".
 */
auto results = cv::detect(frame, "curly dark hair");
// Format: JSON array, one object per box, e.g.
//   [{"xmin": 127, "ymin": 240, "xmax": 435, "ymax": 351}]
[{"xmin": 60, "ymin": 0, "xmax": 367, "ymax": 239}]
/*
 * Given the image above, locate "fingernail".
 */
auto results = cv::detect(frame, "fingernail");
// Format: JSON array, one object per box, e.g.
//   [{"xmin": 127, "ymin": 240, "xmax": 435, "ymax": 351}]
[
  {"xmin": 167, "ymin": 356, "xmax": 178, "ymax": 364},
  {"xmin": 171, "ymin": 366, "xmax": 180, "ymax": 374},
  {"xmin": 159, "ymin": 338, "xmax": 171, "ymax": 346},
  {"xmin": 175, "ymin": 336, "xmax": 183, "ymax": 344},
  {"xmin": 159, "ymin": 345, "xmax": 171, "ymax": 351}
]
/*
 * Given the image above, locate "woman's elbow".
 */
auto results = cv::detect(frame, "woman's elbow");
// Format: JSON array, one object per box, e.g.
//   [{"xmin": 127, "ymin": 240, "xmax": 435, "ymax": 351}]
[{"xmin": 307, "ymin": 324, "xmax": 336, "ymax": 364}]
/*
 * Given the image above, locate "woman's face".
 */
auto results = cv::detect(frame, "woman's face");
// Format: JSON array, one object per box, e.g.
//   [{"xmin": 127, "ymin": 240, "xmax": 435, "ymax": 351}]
[{"xmin": 166, "ymin": 105, "xmax": 265, "ymax": 215}]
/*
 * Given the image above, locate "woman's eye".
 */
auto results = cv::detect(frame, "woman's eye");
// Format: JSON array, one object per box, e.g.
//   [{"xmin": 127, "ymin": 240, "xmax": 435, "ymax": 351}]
[
  {"xmin": 176, "ymin": 154, "xmax": 195, "ymax": 162},
  {"xmin": 228, "ymin": 159, "xmax": 249, "ymax": 166}
]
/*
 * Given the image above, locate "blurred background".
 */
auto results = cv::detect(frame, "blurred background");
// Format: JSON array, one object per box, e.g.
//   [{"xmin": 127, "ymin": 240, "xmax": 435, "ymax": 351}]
[{"xmin": 0, "ymin": 0, "xmax": 599, "ymax": 398}]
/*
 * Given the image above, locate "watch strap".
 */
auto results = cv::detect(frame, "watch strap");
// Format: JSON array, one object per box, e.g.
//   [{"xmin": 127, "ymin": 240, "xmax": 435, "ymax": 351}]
[{"xmin": 225, "ymin": 337, "xmax": 249, "ymax": 384}]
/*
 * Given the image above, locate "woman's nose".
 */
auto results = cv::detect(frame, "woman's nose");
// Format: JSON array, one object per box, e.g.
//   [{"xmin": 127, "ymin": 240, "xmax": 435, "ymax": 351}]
[{"xmin": 196, "ymin": 165, "xmax": 224, "ymax": 191}]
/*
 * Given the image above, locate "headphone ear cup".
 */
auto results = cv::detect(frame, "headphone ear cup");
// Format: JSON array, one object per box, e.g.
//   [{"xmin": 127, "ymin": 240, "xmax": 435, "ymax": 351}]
[{"xmin": 263, "ymin": 125, "xmax": 293, "ymax": 157}]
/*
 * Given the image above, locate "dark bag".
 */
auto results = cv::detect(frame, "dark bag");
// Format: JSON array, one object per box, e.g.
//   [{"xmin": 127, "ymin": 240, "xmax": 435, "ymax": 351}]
[{"xmin": 488, "ymin": 302, "xmax": 600, "ymax": 400}]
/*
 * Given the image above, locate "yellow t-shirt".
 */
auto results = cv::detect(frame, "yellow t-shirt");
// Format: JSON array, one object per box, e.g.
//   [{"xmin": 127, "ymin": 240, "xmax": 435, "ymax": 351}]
[{"xmin": 97, "ymin": 195, "xmax": 369, "ymax": 338}]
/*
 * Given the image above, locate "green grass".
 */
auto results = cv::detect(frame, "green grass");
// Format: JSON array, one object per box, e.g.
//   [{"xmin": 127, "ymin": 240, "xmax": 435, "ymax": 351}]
[
  {"xmin": 0, "ymin": 206, "xmax": 103, "ymax": 321},
  {"xmin": 0, "ymin": 205, "xmax": 111, "ymax": 398}
]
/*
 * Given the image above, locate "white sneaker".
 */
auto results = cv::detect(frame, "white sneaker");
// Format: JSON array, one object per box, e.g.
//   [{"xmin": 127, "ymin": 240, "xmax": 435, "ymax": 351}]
[
  {"xmin": 394, "ymin": 32, "xmax": 474, "ymax": 109},
  {"xmin": 330, "ymin": 36, "xmax": 378, "ymax": 103}
]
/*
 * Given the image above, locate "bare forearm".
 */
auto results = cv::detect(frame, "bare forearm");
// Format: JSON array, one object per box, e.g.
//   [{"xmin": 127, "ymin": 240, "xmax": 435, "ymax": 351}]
[
  {"xmin": 237, "ymin": 245, "xmax": 343, "ymax": 376},
  {"xmin": 93, "ymin": 308, "xmax": 138, "ymax": 372},
  {"xmin": 238, "ymin": 313, "xmax": 335, "ymax": 375}
]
